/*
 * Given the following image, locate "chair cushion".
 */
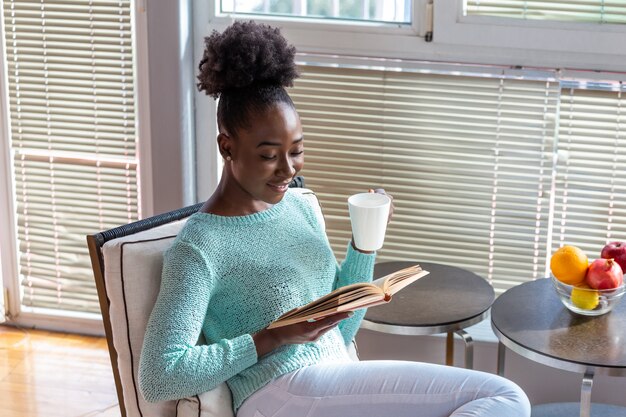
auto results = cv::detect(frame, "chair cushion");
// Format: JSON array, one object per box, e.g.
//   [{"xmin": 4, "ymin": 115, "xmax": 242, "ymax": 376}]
[
  {"xmin": 103, "ymin": 218, "xmax": 230, "ymax": 417},
  {"xmin": 101, "ymin": 188, "xmax": 353, "ymax": 417}
]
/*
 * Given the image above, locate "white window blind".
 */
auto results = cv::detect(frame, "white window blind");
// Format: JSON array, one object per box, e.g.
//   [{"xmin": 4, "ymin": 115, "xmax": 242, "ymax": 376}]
[
  {"xmin": 291, "ymin": 65, "xmax": 560, "ymax": 294},
  {"xmin": 2, "ymin": 0, "xmax": 139, "ymax": 314},
  {"xmin": 465, "ymin": 0, "xmax": 626, "ymax": 24},
  {"xmin": 552, "ymin": 85, "xmax": 626, "ymax": 257}
]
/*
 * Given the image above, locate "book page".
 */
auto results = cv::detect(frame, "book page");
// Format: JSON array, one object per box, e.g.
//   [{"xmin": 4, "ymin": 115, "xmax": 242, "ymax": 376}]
[
  {"xmin": 276, "ymin": 282, "xmax": 383, "ymax": 321},
  {"xmin": 268, "ymin": 294, "xmax": 385, "ymax": 329},
  {"xmin": 336, "ymin": 294, "xmax": 392, "ymax": 312},
  {"xmin": 386, "ymin": 269, "xmax": 430, "ymax": 295},
  {"xmin": 287, "ymin": 287, "xmax": 378, "ymax": 319},
  {"xmin": 377, "ymin": 265, "xmax": 427, "ymax": 294}
]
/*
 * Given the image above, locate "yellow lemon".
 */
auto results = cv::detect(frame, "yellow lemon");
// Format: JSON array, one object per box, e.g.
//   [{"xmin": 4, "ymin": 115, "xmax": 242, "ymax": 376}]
[
  {"xmin": 550, "ymin": 245, "xmax": 588, "ymax": 285},
  {"xmin": 570, "ymin": 285, "xmax": 599, "ymax": 310}
]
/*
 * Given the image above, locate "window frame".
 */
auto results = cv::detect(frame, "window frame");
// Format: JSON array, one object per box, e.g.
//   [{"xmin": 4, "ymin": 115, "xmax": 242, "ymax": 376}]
[
  {"xmin": 434, "ymin": 1, "xmax": 626, "ymax": 72},
  {"xmin": 200, "ymin": 0, "xmax": 430, "ymax": 67},
  {"xmin": 195, "ymin": 0, "xmax": 626, "ymax": 201},
  {"xmin": 0, "ymin": 4, "xmax": 13, "ymax": 325},
  {"xmin": 212, "ymin": 0, "xmax": 426, "ymax": 36},
  {"xmin": 0, "ymin": 0, "xmax": 19, "ymax": 327},
  {"xmin": 194, "ymin": 0, "xmax": 432, "ymax": 200}
]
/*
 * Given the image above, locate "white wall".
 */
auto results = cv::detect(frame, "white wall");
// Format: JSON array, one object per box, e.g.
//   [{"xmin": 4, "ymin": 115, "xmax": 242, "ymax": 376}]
[
  {"xmin": 145, "ymin": 0, "xmax": 196, "ymax": 215},
  {"xmin": 356, "ymin": 329, "xmax": 626, "ymax": 407}
]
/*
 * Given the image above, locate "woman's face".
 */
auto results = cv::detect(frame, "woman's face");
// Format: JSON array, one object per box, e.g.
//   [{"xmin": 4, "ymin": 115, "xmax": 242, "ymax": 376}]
[{"xmin": 225, "ymin": 102, "xmax": 304, "ymax": 205}]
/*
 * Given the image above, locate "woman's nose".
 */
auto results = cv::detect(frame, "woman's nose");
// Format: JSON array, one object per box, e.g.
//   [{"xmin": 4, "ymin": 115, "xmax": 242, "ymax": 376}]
[{"xmin": 277, "ymin": 155, "xmax": 296, "ymax": 177}]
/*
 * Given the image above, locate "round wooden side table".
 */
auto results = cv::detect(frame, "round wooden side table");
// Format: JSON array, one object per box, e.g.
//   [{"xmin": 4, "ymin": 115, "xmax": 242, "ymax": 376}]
[
  {"xmin": 361, "ymin": 261, "xmax": 494, "ymax": 368},
  {"xmin": 491, "ymin": 278, "xmax": 626, "ymax": 417}
]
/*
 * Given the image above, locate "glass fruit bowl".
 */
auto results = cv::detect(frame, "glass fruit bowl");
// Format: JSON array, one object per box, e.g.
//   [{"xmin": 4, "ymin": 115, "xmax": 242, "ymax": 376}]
[{"xmin": 551, "ymin": 275, "xmax": 625, "ymax": 316}]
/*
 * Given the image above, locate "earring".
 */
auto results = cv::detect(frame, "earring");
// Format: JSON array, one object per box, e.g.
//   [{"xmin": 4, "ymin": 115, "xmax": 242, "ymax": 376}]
[{"xmin": 226, "ymin": 156, "xmax": 232, "ymax": 161}]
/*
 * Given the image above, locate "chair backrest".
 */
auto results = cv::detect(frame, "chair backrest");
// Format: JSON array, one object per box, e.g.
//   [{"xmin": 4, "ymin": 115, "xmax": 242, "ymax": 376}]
[{"xmin": 86, "ymin": 179, "xmax": 337, "ymax": 417}]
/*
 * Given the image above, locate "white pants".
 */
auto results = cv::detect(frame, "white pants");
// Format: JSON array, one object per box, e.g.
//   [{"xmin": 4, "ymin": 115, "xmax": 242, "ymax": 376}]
[{"xmin": 237, "ymin": 360, "xmax": 531, "ymax": 417}]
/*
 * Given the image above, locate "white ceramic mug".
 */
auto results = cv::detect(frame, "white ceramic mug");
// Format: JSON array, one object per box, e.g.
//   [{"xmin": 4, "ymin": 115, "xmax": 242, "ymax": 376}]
[{"xmin": 348, "ymin": 192, "xmax": 391, "ymax": 251}]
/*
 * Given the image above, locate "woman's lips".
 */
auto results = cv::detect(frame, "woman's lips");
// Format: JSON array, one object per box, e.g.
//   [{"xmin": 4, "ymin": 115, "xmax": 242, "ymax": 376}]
[{"xmin": 267, "ymin": 183, "xmax": 289, "ymax": 193}]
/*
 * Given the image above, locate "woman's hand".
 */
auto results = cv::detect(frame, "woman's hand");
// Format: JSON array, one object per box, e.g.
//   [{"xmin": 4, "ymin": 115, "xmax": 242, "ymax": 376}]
[
  {"xmin": 368, "ymin": 188, "xmax": 394, "ymax": 225},
  {"xmin": 252, "ymin": 312, "xmax": 352, "ymax": 358}
]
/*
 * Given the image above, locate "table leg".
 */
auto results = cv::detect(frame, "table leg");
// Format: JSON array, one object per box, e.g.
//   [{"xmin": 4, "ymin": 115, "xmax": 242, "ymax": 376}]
[
  {"xmin": 580, "ymin": 369, "xmax": 594, "ymax": 417},
  {"xmin": 445, "ymin": 331, "xmax": 474, "ymax": 368},
  {"xmin": 446, "ymin": 331, "xmax": 454, "ymax": 366},
  {"xmin": 497, "ymin": 342, "xmax": 505, "ymax": 376},
  {"xmin": 446, "ymin": 332, "xmax": 454, "ymax": 366},
  {"xmin": 454, "ymin": 330, "xmax": 474, "ymax": 369}
]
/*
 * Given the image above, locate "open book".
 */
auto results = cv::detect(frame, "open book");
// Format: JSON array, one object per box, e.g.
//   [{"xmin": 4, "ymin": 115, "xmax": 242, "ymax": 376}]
[{"xmin": 267, "ymin": 264, "xmax": 429, "ymax": 329}]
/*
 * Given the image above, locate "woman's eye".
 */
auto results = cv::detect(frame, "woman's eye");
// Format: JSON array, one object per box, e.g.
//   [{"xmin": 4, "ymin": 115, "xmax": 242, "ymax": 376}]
[{"xmin": 261, "ymin": 151, "xmax": 302, "ymax": 160}]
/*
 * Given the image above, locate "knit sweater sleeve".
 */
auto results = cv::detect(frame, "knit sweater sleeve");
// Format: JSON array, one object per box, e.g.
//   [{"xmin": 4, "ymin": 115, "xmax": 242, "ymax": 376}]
[
  {"xmin": 138, "ymin": 241, "xmax": 258, "ymax": 403},
  {"xmin": 334, "ymin": 242, "xmax": 376, "ymax": 345},
  {"xmin": 295, "ymin": 191, "xmax": 376, "ymax": 344}
]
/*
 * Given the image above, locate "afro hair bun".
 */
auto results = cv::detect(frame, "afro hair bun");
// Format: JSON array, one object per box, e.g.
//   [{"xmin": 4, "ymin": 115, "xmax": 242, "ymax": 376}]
[{"xmin": 197, "ymin": 21, "xmax": 299, "ymax": 98}]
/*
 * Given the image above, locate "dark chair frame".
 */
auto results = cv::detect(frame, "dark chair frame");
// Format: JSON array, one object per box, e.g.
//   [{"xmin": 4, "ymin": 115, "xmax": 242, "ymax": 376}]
[{"xmin": 86, "ymin": 176, "xmax": 305, "ymax": 417}]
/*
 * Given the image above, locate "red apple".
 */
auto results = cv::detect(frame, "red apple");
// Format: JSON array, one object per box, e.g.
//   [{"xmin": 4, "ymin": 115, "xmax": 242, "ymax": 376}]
[
  {"xmin": 586, "ymin": 258, "xmax": 624, "ymax": 290},
  {"xmin": 601, "ymin": 241, "xmax": 626, "ymax": 273}
]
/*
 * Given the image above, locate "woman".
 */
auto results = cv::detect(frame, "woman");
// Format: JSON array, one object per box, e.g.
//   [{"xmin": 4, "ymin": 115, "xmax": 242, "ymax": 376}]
[{"xmin": 138, "ymin": 21, "xmax": 531, "ymax": 417}]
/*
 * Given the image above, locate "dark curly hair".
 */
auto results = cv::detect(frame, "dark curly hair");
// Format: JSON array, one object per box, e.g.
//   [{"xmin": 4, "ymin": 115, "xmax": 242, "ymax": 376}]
[{"xmin": 197, "ymin": 21, "xmax": 300, "ymax": 136}]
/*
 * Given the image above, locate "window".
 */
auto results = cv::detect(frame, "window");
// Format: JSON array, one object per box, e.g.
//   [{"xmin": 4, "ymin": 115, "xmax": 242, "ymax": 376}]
[
  {"xmin": 465, "ymin": 0, "xmax": 626, "ymax": 24},
  {"xmin": 435, "ymin": 1, "xmax": 626, "ymax": 72},
  {"xmin": 291, "ymin": 61, "xmax": 558, "ymax": 293},
  {"xmin": 221, "ymin": 0, "xmax": 412, "ymax": 24},
  {"xmin": 0, "ymin": 0, "xmax": 142, "ymax": 328},
  {"xmin": 552, "ymin": 84, "xmax": 626, "ymax": 255},
  {"xmin": 289, "ymin": 61, "xmax": 625, "ymax": 294}
]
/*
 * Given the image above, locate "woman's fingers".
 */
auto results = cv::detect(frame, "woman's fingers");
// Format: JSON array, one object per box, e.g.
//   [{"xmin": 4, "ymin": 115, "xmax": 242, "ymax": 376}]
[
  {"xmin": 270, "ymin": 312, "xmax": 355, "ymax": 345},
  {"xmin": 367, "ymin": 188, "xmax": 395, "ymax": 224},
  {"xmin": 308, "ymin": 314, "xmax": 351, "ymax": 340},
  {"xmin": 302, "ymin": 312, "xmax": 352, "ymax": 337},
  {"xmin": 308, "ymin": 312, "xmax": 352, "ymax": 327}
]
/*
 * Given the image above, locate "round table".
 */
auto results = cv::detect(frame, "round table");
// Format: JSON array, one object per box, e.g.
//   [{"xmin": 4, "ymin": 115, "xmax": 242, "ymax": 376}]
[
  {"xmin": 361, "ymin": 261, "xmax": 494, "ymax": 368},
  {"xmin": 491, "ymin": 278, "xmax": 626, "ymax": 417}
]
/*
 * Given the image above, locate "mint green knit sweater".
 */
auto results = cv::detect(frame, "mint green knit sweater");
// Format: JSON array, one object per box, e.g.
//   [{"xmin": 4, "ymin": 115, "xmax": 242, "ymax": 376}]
[{"xmin": 138, "ymin": 189, "xmax": 376, "ymax": 410}]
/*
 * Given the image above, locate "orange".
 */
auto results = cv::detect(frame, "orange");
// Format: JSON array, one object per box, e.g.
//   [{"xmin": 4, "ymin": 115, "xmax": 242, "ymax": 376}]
[{"xmin": 550, "ymin": 245, "xmax": 588, "ymax": 285}]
